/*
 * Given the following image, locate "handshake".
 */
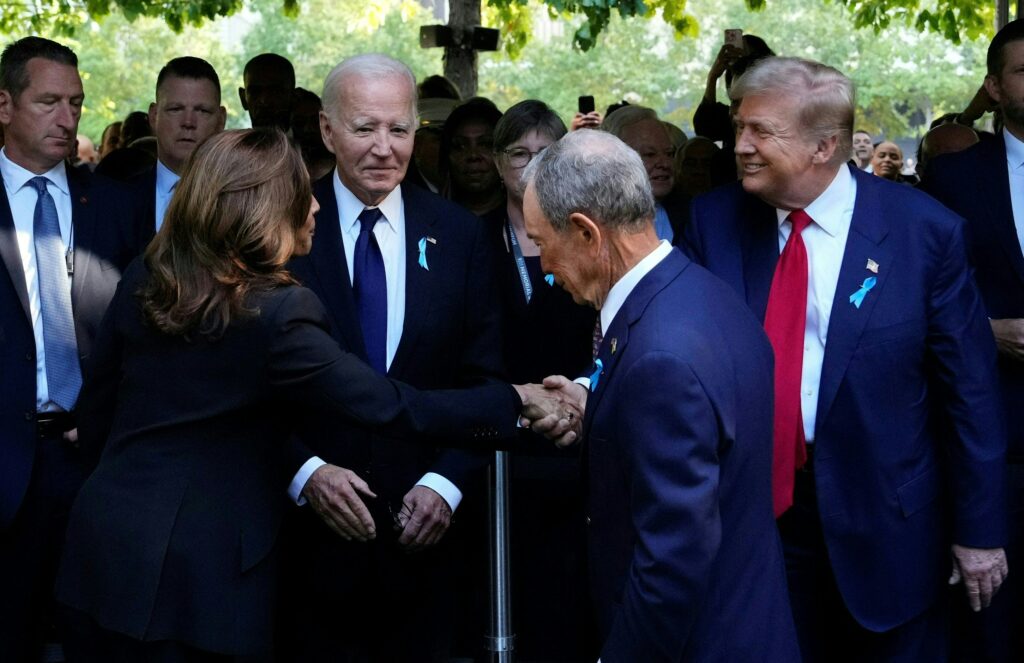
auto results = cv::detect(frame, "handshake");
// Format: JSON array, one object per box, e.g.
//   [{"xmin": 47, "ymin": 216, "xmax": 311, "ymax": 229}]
[{"xmin": 513, "ymin": 375, "xmax": 588, "ymax": 448}]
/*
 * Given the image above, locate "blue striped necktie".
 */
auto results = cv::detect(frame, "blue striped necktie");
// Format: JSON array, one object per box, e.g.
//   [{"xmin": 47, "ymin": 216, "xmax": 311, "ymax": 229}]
[
  {"xmin": 354, "ymin": 207, "xmax": 387, "ymax": 374},
  {"xmin": 29, "ymin": 176, "xmax": 82, "ymax": 411}
]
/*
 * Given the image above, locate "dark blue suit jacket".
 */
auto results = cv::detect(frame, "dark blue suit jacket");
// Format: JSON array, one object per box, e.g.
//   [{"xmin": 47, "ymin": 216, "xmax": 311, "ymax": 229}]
[
  {"xmin": 922, "ymin": 136, "xmax": 1024, "ymax": 460},
  {"xmin": 0, "ymin": 166, "xmax": 144, "ymax": 528},
  {"xmin": 686, "ymin": 165, "xmax": 1008, "ymax": 631},
  {"xmin": 126, "ymin": 165, "xmax": 157, "ymax": 251},
  {"xmin": 287, "ymin": 174, "xmax": 502, "ymax": 508},
  {"xmin": 585, "ymin": 248, "xmax": 799, "ymax": 662}
]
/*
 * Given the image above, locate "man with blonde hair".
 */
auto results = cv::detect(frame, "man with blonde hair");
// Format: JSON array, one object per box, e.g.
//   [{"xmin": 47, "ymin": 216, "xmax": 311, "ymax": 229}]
[{"xmin": 686, "ymin": 56, "xmax": 1008, "ymax": 662}]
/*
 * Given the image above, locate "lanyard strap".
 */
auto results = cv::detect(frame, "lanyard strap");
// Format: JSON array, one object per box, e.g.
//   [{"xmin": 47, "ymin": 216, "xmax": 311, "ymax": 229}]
[{"xmin": 506, "ymin": 220, "xmax": 533, "ymax": 304}]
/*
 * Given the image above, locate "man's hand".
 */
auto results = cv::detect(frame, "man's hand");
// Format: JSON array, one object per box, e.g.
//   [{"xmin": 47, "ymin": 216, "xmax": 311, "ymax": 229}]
[
  {"xmin": 990, "ymin": 319, "xmax": 1024, "ymax": 361},
  {"xmin": 302, "ymin": 463, "xmax": 377, "ymax": 542},
  {"xmin": 395, "ymin": 485, "xmax": 452, "ymax": 552},
  {"xmin": 949, "ymin": 544, "xmax": 1009, "ymax": 611},
  {"xmin": 571, "ymin": 111, "xmax": 603, "ymax": 131},
  {"xmin": 533, "ymin": 375, "xmax": 588, "ymax": 448},
  {"xmin": 514, "ymin": 379, "xmax": 585, "ymax": 446}
]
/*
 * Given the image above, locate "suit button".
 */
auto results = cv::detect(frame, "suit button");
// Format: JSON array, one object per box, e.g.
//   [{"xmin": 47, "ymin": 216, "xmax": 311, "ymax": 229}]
[
  {"xmin": 585, "ymin": 516, "xmax": 591, "ymax": 525},
  {"xmin": 24, "ymin": 411, "xmax": 33, "ymax": 421}
]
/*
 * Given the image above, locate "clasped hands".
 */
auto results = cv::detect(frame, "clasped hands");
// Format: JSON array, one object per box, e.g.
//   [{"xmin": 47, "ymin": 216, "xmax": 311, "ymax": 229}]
[{"xmin": 514, "ymin": 375, "xmax": 588, "ymax": 448}]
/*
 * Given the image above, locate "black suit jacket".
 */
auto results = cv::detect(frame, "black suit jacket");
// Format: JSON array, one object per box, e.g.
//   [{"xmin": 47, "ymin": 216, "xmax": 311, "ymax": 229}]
[
  {"xmin": 126, "ymin": 164, "xmax": 158, "ymax": 250},
  {"xmin": 923, "ymin": 135, "xmax": 1024, "ymax": 459},
  {"xmin": 0, "ymin": 165, "xmax": 145, "ymax": 528},
  {"xmin": 287, "ymin": 175, "xmax": 503, "ymax": 505},
  {"xmin": 56, "ymin": 262, "xmax": 520, "ymax": 656}
]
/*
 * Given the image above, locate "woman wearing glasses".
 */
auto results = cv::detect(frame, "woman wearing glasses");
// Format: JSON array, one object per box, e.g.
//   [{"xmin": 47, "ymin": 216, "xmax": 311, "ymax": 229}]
[{"xmin": 484, "ymin": 100, "xmax": 596, "ymax": 660}]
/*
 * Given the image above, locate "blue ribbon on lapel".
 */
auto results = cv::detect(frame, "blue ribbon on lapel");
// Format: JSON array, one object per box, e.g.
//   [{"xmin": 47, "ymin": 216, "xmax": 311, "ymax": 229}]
[
  {"xmin": 417, "ymin": 237, "xmax": 429, "ymax": 270},
  {"xmin": 544, "ymin": 274, "xmax": 555, "ymax": 287},
  {"xmin": 589, "ymin": 358, "xmax": 603, "ymax": 392},
  {"xmin": 849, "ymin": 276, "xmax": 877, "ymax": 309}
]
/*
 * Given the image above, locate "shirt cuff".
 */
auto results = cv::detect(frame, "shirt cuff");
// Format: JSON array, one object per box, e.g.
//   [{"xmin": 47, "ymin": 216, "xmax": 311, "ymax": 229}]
[
  {"xmin": 288, "ymin": 456, "xmax": 326, "ymax": 505},
  {"xmin": 574, "ymin": 376, "xmax": 592, "ymax": 390},
  {"xmin": 416, "ymin": 472, "xmax": 462, "ymax": 512}
]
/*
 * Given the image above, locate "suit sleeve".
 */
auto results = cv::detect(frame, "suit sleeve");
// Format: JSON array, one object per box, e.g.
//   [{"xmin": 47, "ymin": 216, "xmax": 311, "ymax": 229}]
[
  {"xmin": 926, "ymin": 217, "xmax": 1008, "ymax": 547},
  {"xmin": 601, "ymin": 352, "xmax": 721, "ymax": 663},
  {"xmin": 266, "ymin": 287, "xmax": 521, "ymax": 446}
]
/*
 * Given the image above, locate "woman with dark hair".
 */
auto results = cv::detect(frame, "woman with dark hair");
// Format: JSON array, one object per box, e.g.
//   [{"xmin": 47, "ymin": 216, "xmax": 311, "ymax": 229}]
[
  {"xmin": 439, "ymin": 97, "xmax": 505, "ymax": 216},
  {"xmin": 481, "ymin": 100, "xmax": 596, "ymax": 660},
  {"xmin": 55, "ymin": 129, "xmax": 568, "ymax": 662}
]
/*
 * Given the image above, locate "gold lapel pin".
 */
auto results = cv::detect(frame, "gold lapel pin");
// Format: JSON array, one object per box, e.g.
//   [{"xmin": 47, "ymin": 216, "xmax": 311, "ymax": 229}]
[{"xmin": 866, "ymin": 259, "xmax": 879, "ymax": 274}]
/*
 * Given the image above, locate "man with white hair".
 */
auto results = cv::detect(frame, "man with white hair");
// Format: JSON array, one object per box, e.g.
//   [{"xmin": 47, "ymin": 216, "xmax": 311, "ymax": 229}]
[
  {"xmin": 686, "ymin": 56, "xmax": 1008, "ymax": 662},
  {"xmin": 278, "ymin": 53, "xmax": 502, "ymax": 661},
  {"xmin": 526, "ymin": 129, "xmax": 799, "ymax": 662}
]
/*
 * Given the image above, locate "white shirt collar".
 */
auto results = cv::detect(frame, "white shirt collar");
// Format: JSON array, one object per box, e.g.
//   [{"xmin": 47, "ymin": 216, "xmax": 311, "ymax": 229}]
[
  {"xmin": 775, "ymin": 165, "xmax": 853, "ymax": 238},
  {"xmin": 155, "ymin": 159, "xmax": 180, "ymax": 195},
  {"xmin": 600, "ymin": 240, "xmax": 673, "ymax": 335},
  {"xmin": 1004, "ymin": 128, "xmax": 1024, "ymax": 172},
  {"xmin": 333, "ymin": 168, "xmax": 402, "ymax": 235},
  {"xmin": 0, "ymin": 148, "xmax": 69, "ymax": 197}
]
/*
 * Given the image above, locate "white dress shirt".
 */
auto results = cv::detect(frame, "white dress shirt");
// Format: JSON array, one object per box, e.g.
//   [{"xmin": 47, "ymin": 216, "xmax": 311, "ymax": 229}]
[
  {"xmin": 774, "ymin": 166, "xmax": 857, "ymax": 443},
  {"xmin": 0, "ymin": 149, "xmax": 74, "ymax": 412},
  {"xmin": 154, "ymin": 159, "xmax": 180, "ymax": 232},
  {"xmin": 1003, "ymin": 128, "xmax": 1024, "ymax": 252},
  {"xmin": 289, "ymin": 171, "xmax": 461, "ymax": 511}
]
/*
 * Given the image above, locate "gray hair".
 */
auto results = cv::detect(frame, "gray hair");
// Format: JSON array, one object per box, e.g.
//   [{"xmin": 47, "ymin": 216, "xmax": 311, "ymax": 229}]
[
  {"xmin": 730, "ymin": 57, "xmax": 855, "ymax": 168},
  {"xmin": 601, "ymin": 105, "xmax": 659, "ymax": 139},
  {"xmin": 523, "ymin": 129, "xmax": 654, "ymax": 234},
  {"xmin": 321, "ymin": 53, "xmax": 417, "ymax": 123}
]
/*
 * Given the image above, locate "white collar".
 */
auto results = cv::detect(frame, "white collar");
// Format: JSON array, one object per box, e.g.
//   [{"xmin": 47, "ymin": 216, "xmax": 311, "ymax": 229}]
[
  {"xmin": 155, "ymin": 159, "xmax": 180, "ymax": 195},
  {"xmin": 600, "ymin": 240, "xmax": 673, "ymax": 335},
  {"xmin": 1004, "ymin": 128, "xmax": 1024, "ymax": 171},
  {"xmin": 0, "ymin": 148, "xmax": 69, "ymax": 196},
  {"xmin": 333, "ymin": 168, "xmax": 402, "ymax": 235},
  {"xmin": 775, "ymin": 165, "xmax": 853, "ymax": 237}
]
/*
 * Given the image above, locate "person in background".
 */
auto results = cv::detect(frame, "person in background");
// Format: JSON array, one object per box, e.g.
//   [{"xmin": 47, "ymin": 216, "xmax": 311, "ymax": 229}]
[
  {"xmin": 290, "ymin": 87, "xmax": 334, "ymax": 182},
  {"xmin": 852, "ymin": 129, "xmax": 874, "ymax": 169},
  {"xmin": 869, "ymin": 140, "xmax": 904, "ymax": 181},
  {"xmin": 439, "ymin": 96, "xmax": 505, "ymax": 216},
  {"xmin": 239, "ymin": 52, "xmax": 295, "ymax": 131},
  {"xmin": 97, "ymin": 120, "xmax": 121, "ymax": 160}
]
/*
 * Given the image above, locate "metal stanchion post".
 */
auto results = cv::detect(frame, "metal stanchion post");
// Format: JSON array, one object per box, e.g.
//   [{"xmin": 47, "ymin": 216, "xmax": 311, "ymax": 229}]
[{"xmin": 484, "ymin": 449, "xmax": 515, "ymax": 662}]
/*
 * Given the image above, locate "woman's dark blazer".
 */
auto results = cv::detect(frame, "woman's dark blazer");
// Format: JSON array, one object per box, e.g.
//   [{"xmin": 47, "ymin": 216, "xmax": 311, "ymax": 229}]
[{"xmin": 55, "ymin": 262, "xmax": 519, "ymax": 656}]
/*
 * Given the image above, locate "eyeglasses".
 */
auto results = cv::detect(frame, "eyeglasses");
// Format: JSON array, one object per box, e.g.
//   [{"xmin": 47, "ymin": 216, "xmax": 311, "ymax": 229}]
[{"xmin": 501, "ymin": 147, "xmax": 547, "ymax": 168}]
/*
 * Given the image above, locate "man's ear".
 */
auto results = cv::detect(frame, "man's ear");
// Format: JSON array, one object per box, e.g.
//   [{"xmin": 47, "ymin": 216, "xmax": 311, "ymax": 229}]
[
  {"xmin": 216, "ymin": 106, "xmax": 227, "ymax": 132},
  {"xmin": 812, "ymin": 133, "xmax": 839, "ymax": 165},
  {"xmin": 319, "ymin": 110, "xmax": 337, "ymax": 156},
  {"xmin": 147, "ymin": 102, "xmax": 158, "ymax": 131},
  {"xmin": 568, "ymin": 211, "xmax": 602, "ymax": 253},
  {"xmin": 238, "ymin": 87, "xmax": 248, "ymax": 112},
  {"xmin": 0, "ymin": 90, "xmax": 15, "ymax": 126},
  {"xmin": 985, "ymin": 74, "xmax": 1002, "ymax": 106}
]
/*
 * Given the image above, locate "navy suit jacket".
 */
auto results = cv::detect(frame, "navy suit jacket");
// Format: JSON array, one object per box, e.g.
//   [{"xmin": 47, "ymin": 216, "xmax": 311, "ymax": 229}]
[
  {"xmin": 0, "ymin": 166, "xmax": 145, "ymax": 528},
  {"xmin": 922, "ymin": 136, "xmax": 1024, "ymax": 459},
  {"xmin": 287, "ymin": 174, "xmax": 502, "ymax": 505},
  {"xmin": 686, "ymin": 165, "xmax": 1008, "ymax": 631},
  {"xmin": 585, "ymin": 248, "xmax": 799, "ymax": 662},
  {"xmin": 126, "ymin": 165, "xmax": 157, "ymax": 251}
]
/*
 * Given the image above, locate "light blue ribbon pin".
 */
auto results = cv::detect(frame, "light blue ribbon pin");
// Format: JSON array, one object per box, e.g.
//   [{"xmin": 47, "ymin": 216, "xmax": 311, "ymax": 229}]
[
  {"xmin": 849, "ymin": 276, "xmax": 877, "ymax": 309},
  {"xmin": 544, "ymin": 274, "xmax": 555, "ymax": 286},
  {"xmin": 417, "ymin": 237, "xmax": 429, "ymax": 271},
  {"xmin": 589, "ymin": 358, "xmax": 603, "ymax": 392}
]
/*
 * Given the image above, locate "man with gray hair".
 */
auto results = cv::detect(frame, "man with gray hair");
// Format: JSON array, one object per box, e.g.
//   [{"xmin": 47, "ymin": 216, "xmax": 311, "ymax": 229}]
[
  {"xmin": 526, "ymin": 129, "xmax": 799, "ymax": 661},
  {"xmin": 602, "ymin": 105, "xmax": 688, "ymax": 243},
  {"xmin": 686, "ymin": 56, "xmax": 1008, "ymax": 662},
  {"xmin": 278, "ymin": 53, "xmax": 503, "ymax": 661}
]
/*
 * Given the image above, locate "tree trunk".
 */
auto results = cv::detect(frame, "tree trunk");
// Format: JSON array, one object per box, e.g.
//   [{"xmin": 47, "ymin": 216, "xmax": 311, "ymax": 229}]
[{"xmin": 444, "ymin": 0, "xmax": 479, "ymax": 98}]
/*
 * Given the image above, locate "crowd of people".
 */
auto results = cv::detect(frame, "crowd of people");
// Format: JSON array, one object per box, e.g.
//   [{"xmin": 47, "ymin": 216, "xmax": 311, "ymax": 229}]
[{"xmin": 2, "ymin": 15, "xmax": 1024, "ymax": 663}]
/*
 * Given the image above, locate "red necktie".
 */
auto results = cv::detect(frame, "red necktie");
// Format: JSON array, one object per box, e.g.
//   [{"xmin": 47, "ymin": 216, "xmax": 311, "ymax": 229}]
[{"xmin": 764, "ymin": 209, "xmax": 812, "ymax": 518}]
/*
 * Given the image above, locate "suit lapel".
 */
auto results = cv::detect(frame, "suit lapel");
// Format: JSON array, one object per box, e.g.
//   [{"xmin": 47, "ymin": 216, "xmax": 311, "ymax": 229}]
[
  {"xmin": 309, "ymin": 175, "xmax": 364, "ymax": 354},
  {"xmin": 582, "ymin": 250, "xmax": 687, "ymax": 439},
  {"xmin": 388, "ymin": 186, "xmax": 437, "ymax": 377},
  {"xmin": 980, "ymin": 137, "xmax": 1024, "ymax": 287},
  {"xmin": 815, "ymin": 172, "xmax": 893, "ymax": 430},
  {"xmin": 0, "ymin": 175, "xmax": 30, "ymax": 321},
  {"xmin": 741, "ymin": 195, "xmax": 779, "ymax": 323}
]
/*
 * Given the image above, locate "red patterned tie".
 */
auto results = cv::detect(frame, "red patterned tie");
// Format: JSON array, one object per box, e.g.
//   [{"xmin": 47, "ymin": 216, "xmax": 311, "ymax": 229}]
[{"xmin": 764, "ymin": 209, "xmax": 812, "ymax": 518}]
